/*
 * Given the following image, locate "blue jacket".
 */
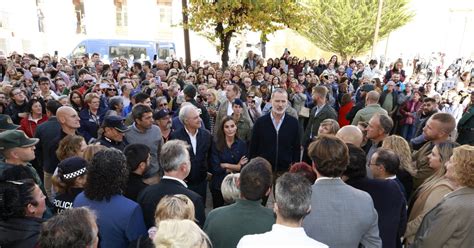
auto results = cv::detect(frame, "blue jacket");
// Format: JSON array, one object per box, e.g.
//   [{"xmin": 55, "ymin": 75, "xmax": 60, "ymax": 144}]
[
  {"xmin": 78, "ymin": 108, "xmax": 105, "ymax": 143},
  {"xmin": 210, "ymin": 139, "xmax": 247, "ymax": 190}
]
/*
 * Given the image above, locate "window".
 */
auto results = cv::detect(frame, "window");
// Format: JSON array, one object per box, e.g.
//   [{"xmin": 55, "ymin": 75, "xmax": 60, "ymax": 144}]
[
  {"xmin": 72, "ymin": 44, "xmax": 86, "ymax": 58},
  {"xmin": 158, "ymin": 6, "xmax": 172, "ymax": 25},
  {"xmin": 114, "ymin": 0, "xmax": 128, "ymax": 27},
  {"xmin": 73, "ymin": 0, "xmax": 86, "ymax": 34},
  {"xmin": 109, "ymin": 46, "xmax": 147, "ymax": 61}
]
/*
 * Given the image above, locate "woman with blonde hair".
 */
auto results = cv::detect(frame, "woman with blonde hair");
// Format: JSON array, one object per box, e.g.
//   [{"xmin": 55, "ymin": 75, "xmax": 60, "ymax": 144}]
[
  {"xmin": 56, "ymin": 135, "xmax": 87, "ymax": 161},
  {"xmin": 154, "ymin": 219, "xmax": 211, "ymax": 248},
  {"xmin": 381, "ymin": 135, "xmax": 415, "ymax": 199},
  {"xmin": 206, "ymin": 88, "xmax": 219, "ymax": 134},
  {"xmin": 154, "ymin": 194, "xmax": 195, "ymax": 225},
  {"xmin": 411, "ymin": 145, "xmax": 474, "ymax": 247},
  {"xmin": 403, "ymin": 141, "xmax": 459, "ymax": 245},
  {"xmin": 82, "ymin": 144, "xmax": 107, "ymax": 163}
]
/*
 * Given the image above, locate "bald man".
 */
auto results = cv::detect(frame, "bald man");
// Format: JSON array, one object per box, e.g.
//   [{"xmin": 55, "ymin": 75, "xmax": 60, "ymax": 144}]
[
  {"xmin": 44, "ymin": 106, "xmax": 81, "ymax": 199},
  {"xmin": 336, "ymin": 125, "xmax": 364, "ymax": 147},
  {"xmin": 351, "ymin": 91, "xmax": 388, "ymax": 125}
]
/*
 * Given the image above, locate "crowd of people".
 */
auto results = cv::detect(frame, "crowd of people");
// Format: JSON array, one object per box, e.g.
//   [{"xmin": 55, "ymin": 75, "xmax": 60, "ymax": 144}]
[{"xmin": 0, "ymin": 48, "xmax": 473, "ymax": 248}]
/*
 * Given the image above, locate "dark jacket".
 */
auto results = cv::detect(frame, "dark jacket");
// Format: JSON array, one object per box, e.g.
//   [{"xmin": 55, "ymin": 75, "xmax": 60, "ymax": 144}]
[
  {"xmin": 249, "ymin": 113, "xmax": 300, "ymax": 172},
  {"xmin": 5, "ymin": 101, "xmax": 28, "ymax": 124},
  {"xmin": 78, "ymin": 108, "xmax": 105, "ymax": 143},
  {"xmin": 137, "ymin": 178, "xmax": 206, "ymax": 228},
  {"xmin": 346, "ymin": 99, "xmax": 366, "ymax": 123},
  {"xmin": 379, "ymin": 90, "xmax": 399, "ymax": 115},
  {"xmin": 0, "ymin": 217, "xmax": 44, "ymax": 248},
  {"xmin": 303, "ymin": 104, "xmax": 338, "ymax": 145},
  {"xmin": 457, "ymin": 105, "xmax": 474, "ymax": 145},
  {"xmin": 347, "ymin": 177, "xmax": 407, "ymax": 248},
  {"xmin": 124, "ymin": 173, "xmax": 148, "ymax": 202},
  {"xmin": 34, "ymin": 117, "xmax": 61, "ymax": 174},
  {"xmin": 210, "ymin": 138, "xmax": 247, "ymax": 190},
  {"xmin": 98, "ymin": 135, "xmax": 128, "ymax": 151},
  {"xmin": 170, "ymin": 127, "xmax": 212, "ymax": 185}
]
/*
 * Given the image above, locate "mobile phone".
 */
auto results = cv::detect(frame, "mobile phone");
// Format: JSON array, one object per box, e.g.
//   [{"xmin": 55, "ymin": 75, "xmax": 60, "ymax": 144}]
[
  {"xmin": 54, "ymin": 50, "xmax": 58, "ymax": 56},
  {"xmin": 153, "ymin": 54, "xmax": 157, "ymax": 61}
]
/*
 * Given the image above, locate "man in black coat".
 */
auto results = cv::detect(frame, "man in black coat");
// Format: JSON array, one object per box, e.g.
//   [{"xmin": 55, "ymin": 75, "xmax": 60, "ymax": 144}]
[
  {"xmin": 34, "ymin": 100, "xmax": 61, "ymax": 189},
  {"xmin": 170, "ymin": 104, "xmax": 212, "ymax": 203},
  {"xmin": 137, "ymin": 140, "xmax": 206, "ymax": 228},
  {"xmin": 249, "ymin": 88, "xmax": 300, "ymax": 177},
  {"xmin": 344, "ymin": 144, "xmax": 407, "ymax": 248},
  {"xmin": 183, "ymin": 84, "xmax": 211, "ymax": 131}
]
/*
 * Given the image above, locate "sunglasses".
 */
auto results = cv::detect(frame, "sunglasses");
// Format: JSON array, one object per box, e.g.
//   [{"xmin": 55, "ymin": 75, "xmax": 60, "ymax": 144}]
[
  {"xmin": 107, "ymin": 88, "xmax": 117, "ymax": 91},
  {"xmin": 84, "ymin": 80, "xmax": 93, "ymax": 83}
]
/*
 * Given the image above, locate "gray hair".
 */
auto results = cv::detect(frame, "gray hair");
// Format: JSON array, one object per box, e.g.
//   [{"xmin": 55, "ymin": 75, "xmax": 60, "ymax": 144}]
[
  {"xmin": 156, "ymin": 96, "xmax": 167, "ymax": 104},
  {"xmin": 275, "ymin": 173, "xmax": 312, "ymax": 221},
  {"xmin": 376, "ymin": 114, "xmax": 394, "ymax": 134},
  {"xmin": 108, "ymin": 96, "xmax": 123, "ymax": 110},
  {"xmin": 270, "ymin": 87, "xmax": 288, "ymax": 99},
  {"xmin": 160, "ymin": 140, "xmax": 190, "ymax": 172},
  {"xmin": 38, "ymin": 207, "xmax": 98, "ymax": 248},
  {"xmin": 178, "ymin": 104, "xmax": 198, "ymax": 124},
  {"xmin": 221, "ymin": 173, "xmax": 240, "ymax": 204}
]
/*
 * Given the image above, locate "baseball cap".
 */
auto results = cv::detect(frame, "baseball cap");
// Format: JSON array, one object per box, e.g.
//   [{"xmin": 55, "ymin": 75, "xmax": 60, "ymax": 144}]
[
  {"xmin": 0, "ymin": 130, "xmax": 39, "ymax": 150},
  {"xmin": 360, "ymin": 84, "xmax": 375, "ymax": 92},
  {"xmin": 58, "ymin": 156, "xmax": 88, "ymax": 180},
  {"xmin": 0, "ymin": 115, "xmax": 20, "ymax": 131},
  {"xmin": 153, "ymin": 109, "xmax": 174, "ymax": 120},
  {"xmin": 102, "ymin": 115, "xmax": 129, "ymax": 133},
  {"xmin": 233, "ymin": 98, "xmax": 244, "ymax": 108}
]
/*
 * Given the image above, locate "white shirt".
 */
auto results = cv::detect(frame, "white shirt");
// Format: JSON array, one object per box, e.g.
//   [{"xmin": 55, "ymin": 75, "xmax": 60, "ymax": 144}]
[
  {"xmin": 237, "ymin": 224, "xmax": 328, "ymax": 248},
  {"xmin": 185, "ymin": 127, "xmax": 198, "ymax": 155},
  {"xmin": 162, "ymin": 175, "xmax": 187, "ymax": 188},
  {"xmin": 270, "ymin": 112, "xmax": 285, "ymax": 132},
  {"xmin": 227, "ymin": 100, "xmax": 234, "ymax": 116}
]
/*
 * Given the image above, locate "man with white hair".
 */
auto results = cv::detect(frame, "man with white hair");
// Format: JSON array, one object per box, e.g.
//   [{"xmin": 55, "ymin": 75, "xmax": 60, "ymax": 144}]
[
  {"xmin": 170, "ymin": 104, "xmax": 212, "ymax": 203},
  {"xmin": 336, "ymin": 125, "xmax": 364, "ymax": 147},
  {"xmin": 137, "ymin": 140, "xmax": 206, "ymax": 228}
]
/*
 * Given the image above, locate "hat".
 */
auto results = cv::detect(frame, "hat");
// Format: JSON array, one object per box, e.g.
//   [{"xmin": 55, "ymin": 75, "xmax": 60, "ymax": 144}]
[
  {"xmin": 360, "ymin": 84, "xmax": 375, "ymax": 92},
  {"xmin": 102, "ymin": 115, "xmax": 129, "ymax": 133},
  {"xmin": 0, "ymin": 115, "xmax": 19, "ymax": 131},
  {"xmin": 58, "ymin": 157, "xmax": 88, "ymax": 180},
  {"xmin": 183, "ymin": 84, "xmax": 197, "ymax": 98},
  {"xmin": 0, "ymin": 130, "xmax": 39, "ymax": 150},
  {"xmin": 233, "ymin": 98, "xmax": 244, "ymax": 108},
  {"xmin": 153, "ymin": 109, "xmax": 174, "ymax": 120}
]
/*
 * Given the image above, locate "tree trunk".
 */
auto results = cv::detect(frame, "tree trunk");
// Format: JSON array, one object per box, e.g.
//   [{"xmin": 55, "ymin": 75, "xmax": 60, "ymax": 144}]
[
  {"xmin": 181, "ymin": 0, "xmax": 191, "ymax": 67},
  {"xmin": 216, "ymin": 22, "xmax": 233, "ymax": 69}
]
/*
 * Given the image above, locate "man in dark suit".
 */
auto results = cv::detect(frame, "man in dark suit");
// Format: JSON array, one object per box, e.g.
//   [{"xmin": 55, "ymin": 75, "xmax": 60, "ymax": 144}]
[
  {"xmin": 33, "ymin": 100, "xmax": 61, "ymax": 179},
  {"xmin": 302, "ymin": 135, "xmax": 382, "ymax": 248},
  {"xmin": 369, "ymin": 148, "xmax": 407, "ymax": 200},
  {"xmin": 170, "ymin": 104, "xmax": 212, "ymax": 203},
  {"xmin": 303, "ymin": 86, "xmax": 337, "ymax": 146},
  {"xmin": 344, "ymin": 144, "xmax": 407, "ymax": 248},
  {"xmin": 249, "ymin": 88, "xmax": 300, "ymax": 179},
  {"xmin": 137, "ymin": 140, "xmax": 206, "ymax": 228}
]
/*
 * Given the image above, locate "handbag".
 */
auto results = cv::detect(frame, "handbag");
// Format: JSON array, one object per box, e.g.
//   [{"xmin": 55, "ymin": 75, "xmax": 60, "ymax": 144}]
[{"xmin": 299, "ymin": 106, "xmax": 310, "ymax": 118}]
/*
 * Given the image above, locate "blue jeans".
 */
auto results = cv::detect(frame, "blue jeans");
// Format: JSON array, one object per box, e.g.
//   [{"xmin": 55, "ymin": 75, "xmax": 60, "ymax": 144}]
[{"xmin": 401, "ymin": 124, "xmax": 416, "ymax": 141}]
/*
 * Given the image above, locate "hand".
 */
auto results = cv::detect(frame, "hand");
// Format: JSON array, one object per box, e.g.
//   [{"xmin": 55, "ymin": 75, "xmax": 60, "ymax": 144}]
[{"xmin": 238, "ymin": 156, "xmax": 248, "ymax": 167}]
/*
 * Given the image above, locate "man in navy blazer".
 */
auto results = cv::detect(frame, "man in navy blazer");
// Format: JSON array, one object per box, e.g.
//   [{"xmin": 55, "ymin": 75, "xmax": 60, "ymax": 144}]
[
  {"xmin": 249, "ymin": 88, "xmax": 300, "ymax": 174},
  {"xmin": 137, "ymin": 140, "xmax": 206, "ymax": 228},
  {"xmin": 344, "ymin": 144, "xmax": 407, "ymax": 248},
  {"xmin": 170, "ymin": 104, "xmax": 212, "ymax": 203},
  {"xmin": 302, "ymin": 135, "xmax": 382, "ymax": 248}
]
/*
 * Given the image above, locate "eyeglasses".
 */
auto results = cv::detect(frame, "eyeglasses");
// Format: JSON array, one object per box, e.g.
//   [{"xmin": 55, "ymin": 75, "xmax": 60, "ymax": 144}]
[
  {"xmin": 84, "ymin": 80, "xmax": 93, "ymax": 83},
  {"xmin": 107, "ymin": 88, "xmax": 117, "ymax": 91},
  {"xmin": 12, "ymin": 91, "xmax": 24, "ymax": 96},
  {"xmin": 159, "ymin": 103, "xmax": 168, "ymax": 107}
]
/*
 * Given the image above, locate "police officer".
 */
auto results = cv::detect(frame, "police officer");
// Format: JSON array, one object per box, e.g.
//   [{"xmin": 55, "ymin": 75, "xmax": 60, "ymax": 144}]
[{"xmin": 98, "ymin": 115, "xmax": 129, "ymax": 150}]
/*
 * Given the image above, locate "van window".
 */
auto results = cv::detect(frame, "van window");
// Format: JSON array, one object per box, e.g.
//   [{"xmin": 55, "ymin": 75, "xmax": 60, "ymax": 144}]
[
  {"xmin": 158, "ymin": 47, "xmax": 175, "ymax": 60},
  {"xmin": 72, "ymin": 44, "xmax": 86, "ymax": 57},
  {"xmin": 109, "ymin": 46, "xmax": 147, "ymax": 61}
]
